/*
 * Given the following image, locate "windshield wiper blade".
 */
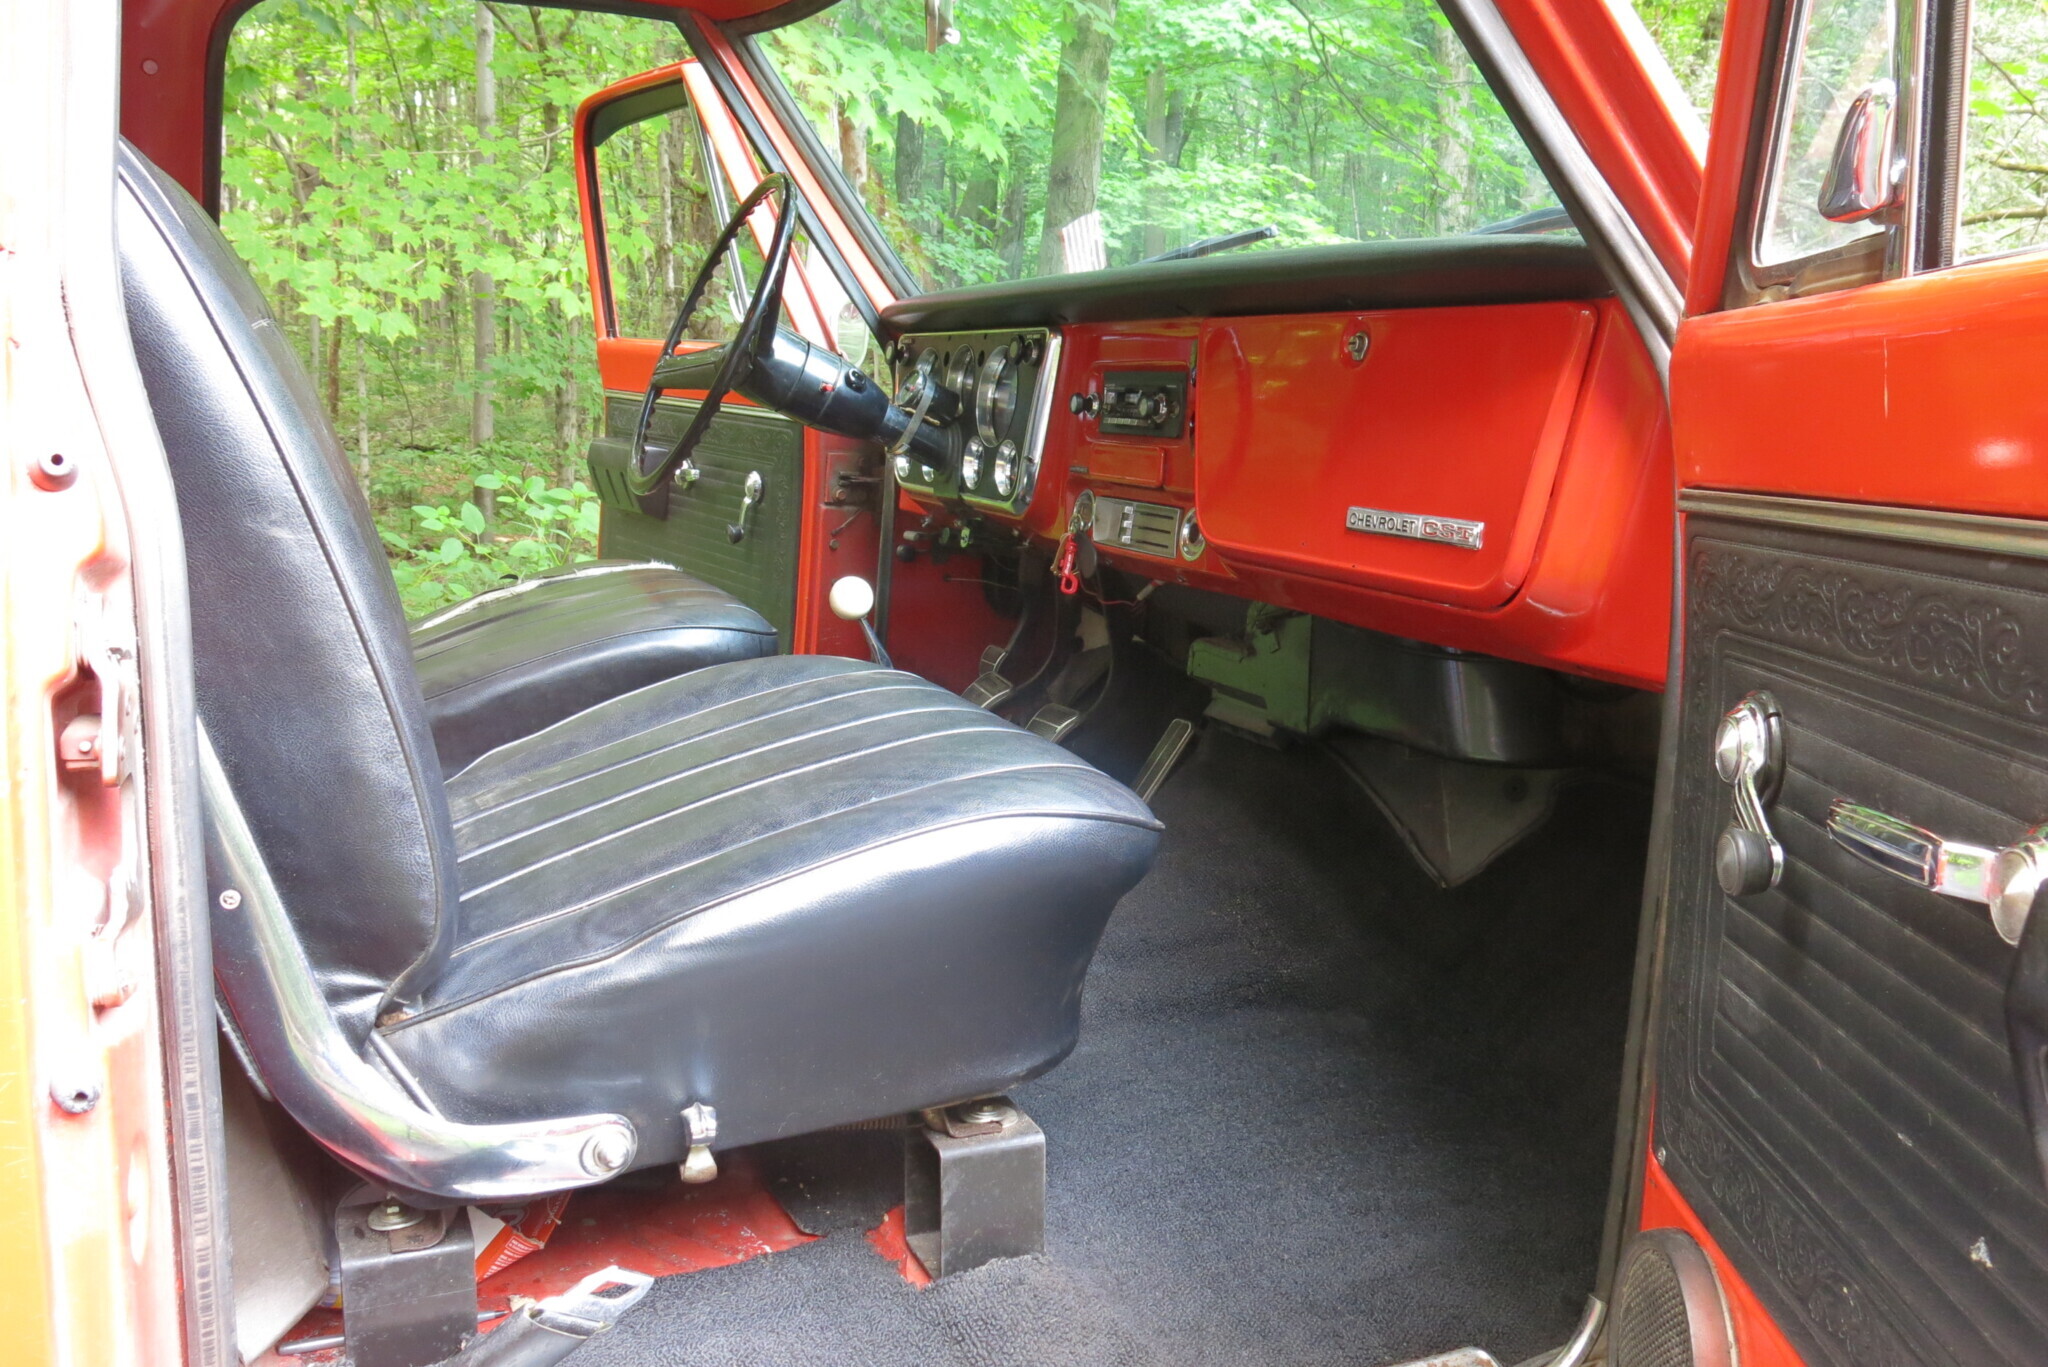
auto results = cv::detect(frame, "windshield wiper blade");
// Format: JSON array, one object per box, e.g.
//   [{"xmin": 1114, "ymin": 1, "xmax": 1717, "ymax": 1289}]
[
  {"xmin": 1137, "ymin": 225, "xmax": 1278, "ymax": 265},
  {"xmin": 1471, "ymin": 204, "xmax": 1576, "ymax": 236}
]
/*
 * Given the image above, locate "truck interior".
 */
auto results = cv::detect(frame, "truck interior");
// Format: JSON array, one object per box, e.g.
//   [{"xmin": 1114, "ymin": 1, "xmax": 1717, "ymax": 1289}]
[{"xmin": 50, "ymin": 0, "xmax": 1714, "ymax": 1362}]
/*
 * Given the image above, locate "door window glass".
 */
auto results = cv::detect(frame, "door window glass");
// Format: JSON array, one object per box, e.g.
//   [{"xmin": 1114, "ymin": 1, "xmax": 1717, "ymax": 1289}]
[
  {"xmin": 1957, "ymin": 0, "xmax": 2048, "ymax": 260},
  {"xmin": 1628, "ymin": 0, "xmax": 1730, "ymax": 130},
  {"xmin": 753, "ymin": 0, "xmax": 1562, "ymax": 293},
  {"xmin": 593, "ymin": 94, "xmax": 755, "ymax": 342},
  {"xmin": 1755, "ymin": 0, "xmax": 1895, "ymax": 266}
]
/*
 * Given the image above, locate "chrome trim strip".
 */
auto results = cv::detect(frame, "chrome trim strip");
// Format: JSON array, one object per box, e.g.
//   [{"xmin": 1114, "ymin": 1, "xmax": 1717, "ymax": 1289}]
[
  {"xmin": 409, "ymin": 561, "xmax": 677, "ymax": 633},
  {"xmin": 199, "ymin": 731, "xmax": 637, "ymax": 1199},
  {"xmin": 1679, "ymin": 488, "xmax": 2048, "ymax": 558},
  {"xmin": 966, "ymin": 327, "xmax": 1061, "ymax": 516},
  {"xmin": 1438, "ymin": 0, "xmax": 1682, "ymax": 383}
]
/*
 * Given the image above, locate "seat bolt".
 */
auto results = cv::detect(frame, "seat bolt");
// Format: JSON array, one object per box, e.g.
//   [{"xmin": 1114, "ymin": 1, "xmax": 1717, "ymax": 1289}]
[
  {"xmin": 582, "ymin": 1128, "xmax": 632, "ymax": 1177},
  {"xmin": 366, "ymin": 1199, "xmax": 423, "ymax": 1233},
  {"xmin": 955, "ymin": 1100, "xmax": 1013, "ymax": 1127}
]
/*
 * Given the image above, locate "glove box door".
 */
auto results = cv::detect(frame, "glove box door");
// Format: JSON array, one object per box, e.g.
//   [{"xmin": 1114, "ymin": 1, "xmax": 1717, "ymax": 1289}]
[{"xmin": 1193, "ymin": 301, "xmax": 1598, "ymax": 610}]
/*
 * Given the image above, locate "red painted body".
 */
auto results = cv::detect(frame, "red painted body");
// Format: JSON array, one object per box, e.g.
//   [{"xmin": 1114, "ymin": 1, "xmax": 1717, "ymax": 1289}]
[
  {"xmin": 1675, "ymin": 252, "xmax": 2048, "ymax": 516},
  {"xmin": 1640, "ymin": 1151, "xmax": 1808, "ymax": 1367}
]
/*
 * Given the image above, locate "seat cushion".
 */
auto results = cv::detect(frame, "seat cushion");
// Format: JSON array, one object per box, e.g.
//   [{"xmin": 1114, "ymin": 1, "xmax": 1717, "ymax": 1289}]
[
  {"xmin": 377, "ymin": 655, "xmax": 1162, "ymax": 1162},
  {"xmin": 410, "ymin": 560, "xmax": 777, "ymax": 774}
]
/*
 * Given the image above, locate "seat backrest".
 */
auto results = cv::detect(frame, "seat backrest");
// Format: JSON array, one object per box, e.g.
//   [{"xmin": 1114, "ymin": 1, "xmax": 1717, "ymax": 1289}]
[{"xmin": 116, "ymin": 143, "xmax": 458, "ymax": 1037}]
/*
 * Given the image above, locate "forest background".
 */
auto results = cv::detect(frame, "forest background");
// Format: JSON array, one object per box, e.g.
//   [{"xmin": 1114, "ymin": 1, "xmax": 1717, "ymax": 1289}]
[{"xmin": 220, "ymin": 0, "xmax": 2045, "ymax": 613}]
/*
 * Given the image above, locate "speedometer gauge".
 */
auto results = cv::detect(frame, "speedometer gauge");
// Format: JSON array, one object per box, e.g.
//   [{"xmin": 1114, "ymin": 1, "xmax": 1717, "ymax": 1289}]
[{"xmin": 975, "ymin": 345, "xmax": 1018, "ymax": 446}]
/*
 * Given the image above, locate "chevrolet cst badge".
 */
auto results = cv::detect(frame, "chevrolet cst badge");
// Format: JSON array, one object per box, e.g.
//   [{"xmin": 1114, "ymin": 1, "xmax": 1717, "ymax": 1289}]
[{"xmin": 1344, "ymin": 505, "xmax": 1485, "ymax": 550}]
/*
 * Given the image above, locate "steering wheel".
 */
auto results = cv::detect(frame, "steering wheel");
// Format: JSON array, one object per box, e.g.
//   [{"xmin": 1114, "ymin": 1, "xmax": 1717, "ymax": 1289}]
[{"xmin": 627, "ymin": 172, "xmax": 798, "ymax": 499}]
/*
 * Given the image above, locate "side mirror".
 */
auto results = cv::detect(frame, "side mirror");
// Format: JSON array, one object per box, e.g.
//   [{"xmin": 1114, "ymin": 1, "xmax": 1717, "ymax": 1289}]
[{"xmin": 1818, "ymin": 78, "xmax": 1905, "ymax": 224}]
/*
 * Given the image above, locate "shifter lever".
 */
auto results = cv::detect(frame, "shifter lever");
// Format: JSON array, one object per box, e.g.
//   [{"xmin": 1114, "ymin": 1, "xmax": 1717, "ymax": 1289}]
[{"xmin": 829, "ymin": 575, "xmax": 892, "ymax": 669}]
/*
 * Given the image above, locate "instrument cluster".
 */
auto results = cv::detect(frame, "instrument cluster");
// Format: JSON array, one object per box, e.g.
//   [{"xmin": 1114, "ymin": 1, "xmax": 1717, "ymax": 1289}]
[{"xmin": 887, "ymin": 327, "xmax": 1061, "ymax": 517}]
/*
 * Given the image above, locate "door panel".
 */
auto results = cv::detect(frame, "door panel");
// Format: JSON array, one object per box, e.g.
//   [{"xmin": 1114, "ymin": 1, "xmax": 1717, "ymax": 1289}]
[
  {"xmin": 591, "ymin": 393, "xmax": 803, "ymax": 644},
  {"xmin": 1659, "ymin": 502, "xmax": 2048, "ymax": 1366},
  {"xmin": 1659, "ymin": 0, "xmax": 2048, "ymax": 1357}
]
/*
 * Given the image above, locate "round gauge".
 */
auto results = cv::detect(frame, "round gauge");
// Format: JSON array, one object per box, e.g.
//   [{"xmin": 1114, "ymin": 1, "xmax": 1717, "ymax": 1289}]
[
  {"xmin": 946, "ymin": 344, "xmax": 979, "ymax": 404},
  {"xmin": 992, "ymin": 440, "xmax": 1019, "ymax": 498},
  {"xmin": 893, "ymin": 455, "xmax": 914, "ymax": 484},
  {"xmin": 960, "ymin": 439, "xmax": 985, "ymax": 490},
  {"xmin": 976, "ymin": 345, "xmax": 1019, "ymax": 446},
  {"xmin": 895, "ymin": 347, "xmax": 940, "ymax": 408}
]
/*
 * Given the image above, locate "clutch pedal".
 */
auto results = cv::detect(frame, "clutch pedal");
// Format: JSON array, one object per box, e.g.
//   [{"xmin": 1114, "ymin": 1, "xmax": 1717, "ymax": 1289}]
[{"xmin": 963, "ymin": 645, "xmax": 1016, "ymax": 710}]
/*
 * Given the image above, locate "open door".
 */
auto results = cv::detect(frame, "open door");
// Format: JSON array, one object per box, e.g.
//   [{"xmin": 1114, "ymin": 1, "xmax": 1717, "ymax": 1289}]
[
  {"xmin": 573, "ymin": 58, "xmax": 876, "ymax": 657},
  {"xmin": 1652, "ymin": 0, "xmax": 2048, "ymax": 1361}
]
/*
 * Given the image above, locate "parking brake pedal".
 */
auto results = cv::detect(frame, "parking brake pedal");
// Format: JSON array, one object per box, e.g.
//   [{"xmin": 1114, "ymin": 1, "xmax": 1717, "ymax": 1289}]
[{"xmin": 1133, "ymin": 718, "xmax": 1196, "ymax": 803}]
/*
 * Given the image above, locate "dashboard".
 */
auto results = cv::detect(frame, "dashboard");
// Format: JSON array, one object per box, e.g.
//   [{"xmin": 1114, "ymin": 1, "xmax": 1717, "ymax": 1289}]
[{"xmin": 880, "ymin": 240, "xmax": 1673, "ymax": 689}]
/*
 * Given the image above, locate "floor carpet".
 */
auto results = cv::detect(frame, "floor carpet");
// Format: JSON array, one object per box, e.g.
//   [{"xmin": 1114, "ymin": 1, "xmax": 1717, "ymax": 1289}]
[{"xmin": 578, "ymin": 729, "xmax": 1648, "ymax": 1367}]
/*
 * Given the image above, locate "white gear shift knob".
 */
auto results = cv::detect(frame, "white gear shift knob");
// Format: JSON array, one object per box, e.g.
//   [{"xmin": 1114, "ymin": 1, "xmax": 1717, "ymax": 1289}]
[{"xmin": 828, "ymin": 575, "xmax": 876, "ymax": 622}]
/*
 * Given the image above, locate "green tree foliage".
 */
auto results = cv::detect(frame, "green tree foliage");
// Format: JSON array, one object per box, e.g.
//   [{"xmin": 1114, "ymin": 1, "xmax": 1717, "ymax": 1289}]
[
  {"xmin": 760, "ymin": 0, "xmax": 1581, "ymax": 290},
  {"xmin": 1962, "ymin": 0, "xmax": 2048, "ymax": 258},
  {"xmin": 222, "ymin": 2, "xmax": 688, "ymax": 612}
]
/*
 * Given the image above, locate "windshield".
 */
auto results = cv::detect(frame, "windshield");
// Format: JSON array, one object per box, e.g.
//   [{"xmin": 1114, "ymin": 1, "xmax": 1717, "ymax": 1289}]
[{"xmin": 755, "ymin": 0, "xmax": 1562, "ymax": 292}]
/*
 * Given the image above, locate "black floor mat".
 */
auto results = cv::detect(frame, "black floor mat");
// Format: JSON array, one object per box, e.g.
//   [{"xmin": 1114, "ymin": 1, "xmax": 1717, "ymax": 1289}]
[{"xmin": 579, "ymin": 730, "xmax": 1647, "ymax": 1367}]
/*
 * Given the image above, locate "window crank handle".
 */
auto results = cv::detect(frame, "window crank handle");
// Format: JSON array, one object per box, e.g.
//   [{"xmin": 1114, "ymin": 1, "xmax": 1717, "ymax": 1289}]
[
  {"xmin": 727, "ymin": 470, "xmax": 764, "ymax": 544},
  {"xmin": 1713, "ymin": 691, "xmax": 1786, "ymax": 897}
]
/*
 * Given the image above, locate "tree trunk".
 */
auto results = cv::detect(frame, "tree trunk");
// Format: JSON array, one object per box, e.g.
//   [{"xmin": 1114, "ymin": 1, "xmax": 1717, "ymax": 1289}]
[
  {"xmin": 470, "ymin": 1, "xmax": 499, "ymax": 522},
  {"xmin": 837, "ymin": 103, "xmax": 869, "ymax": 195},
  {"xmin": 998, "ymin": 140, "xmax": 1030, "ymax": 279},
  {"xmin": 355, "ymin": 332, "xmax": 371, "ymax": 486},
  {"xmin": 1430, "ymin": 20, "xmax": 1471, "ymax": 236},
  {"xmin": 1037, "ymin": 0, "xmax": 1119, "ymax": 275},
  {"xmin": 894, "ymin": 112, "xmax": 924, "ymax": 215},
  {"xmin": 555, "ymin": 359, "xmax": 582, "ymax": 489},
  {"xmin": 1141, "ymin": 66, "xmax": 1168, "ymax": 260},
  {"xmin": 325, "ymin": 320, "xmax": 343, "ymax": 426}
]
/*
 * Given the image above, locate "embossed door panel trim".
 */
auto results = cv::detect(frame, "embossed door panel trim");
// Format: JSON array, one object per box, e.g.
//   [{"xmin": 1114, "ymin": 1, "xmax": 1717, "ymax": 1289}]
[{"xmin": 1660, "ymin": 507, "xmax": 2048, "ymax": 1367}]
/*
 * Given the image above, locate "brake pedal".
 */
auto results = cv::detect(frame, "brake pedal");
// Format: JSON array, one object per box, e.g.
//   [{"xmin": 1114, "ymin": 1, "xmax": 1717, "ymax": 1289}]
[{"xmin": 1133, "ymin": 718, "xmax": 1195, "ymax": 802}]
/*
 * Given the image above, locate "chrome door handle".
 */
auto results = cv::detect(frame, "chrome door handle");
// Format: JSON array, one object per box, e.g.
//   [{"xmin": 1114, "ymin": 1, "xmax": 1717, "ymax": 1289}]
[
  {"xmin": 1826, "ymin": 800, "xmax": 2048, "ymax": 945},
  {"xmin": 1713, "ymin": 691, "xmax": 1786, "ymax": 897},
  {"xmin": 727, "ymin": 470, "xmax": 763, "ymax": 544}
]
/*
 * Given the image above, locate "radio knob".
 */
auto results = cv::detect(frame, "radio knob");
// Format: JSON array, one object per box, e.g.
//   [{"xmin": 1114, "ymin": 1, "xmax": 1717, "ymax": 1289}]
[{"xmin": 1069, "ymin": 392, "xmax": 1099, "ymax": 418}]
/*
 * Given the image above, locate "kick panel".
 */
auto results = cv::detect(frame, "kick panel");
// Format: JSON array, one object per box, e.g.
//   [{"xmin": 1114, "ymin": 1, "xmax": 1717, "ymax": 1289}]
[{"xmin": 1660, "ymin": 504, "xmax": 2048, "ymax": 1367}]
